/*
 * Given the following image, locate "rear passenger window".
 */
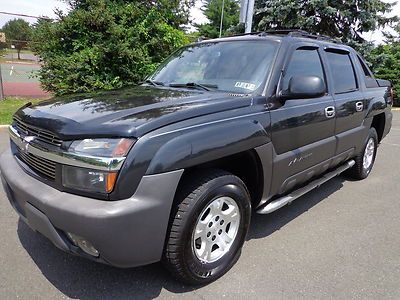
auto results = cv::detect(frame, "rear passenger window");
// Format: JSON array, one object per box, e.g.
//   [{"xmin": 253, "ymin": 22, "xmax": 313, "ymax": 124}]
[
  {"xmin": 282, "ymin": 48, "xmax": 325, "ymax": 91},
  {"xmin": 357, "ymin": 56, "xmax": 372, "ymax": 77},
  {"xmin": 326, "ymin": 51, "xmax": 357, "ymax": 93},
  {"xmin": 356, "ymin": 55, "xmax": 379, "ymax": 88}
]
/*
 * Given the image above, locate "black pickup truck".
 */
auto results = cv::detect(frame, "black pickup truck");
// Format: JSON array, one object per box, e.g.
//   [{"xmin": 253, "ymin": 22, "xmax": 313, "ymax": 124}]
[{"xmin": 0, "ymin": 30, "xmax": 393, "ymax": 284}]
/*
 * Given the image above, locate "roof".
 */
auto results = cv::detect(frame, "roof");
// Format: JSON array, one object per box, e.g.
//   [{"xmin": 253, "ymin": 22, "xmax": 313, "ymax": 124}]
[{"xmin": 196, "ymin": 30, "xmax": 352, "ymax": 50}]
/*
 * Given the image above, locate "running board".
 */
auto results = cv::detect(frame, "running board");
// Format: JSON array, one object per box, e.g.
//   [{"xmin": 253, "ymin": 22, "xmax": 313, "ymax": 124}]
[{"xmin": 256, "ymin": 160, "xmax": 355, "ymax": 215}]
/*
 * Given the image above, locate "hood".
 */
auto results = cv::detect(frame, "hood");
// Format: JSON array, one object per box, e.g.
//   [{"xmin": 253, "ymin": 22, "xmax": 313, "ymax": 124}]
[{"xmin": 14, "ymin": 85, "xmax": 251, "ymax": 140}]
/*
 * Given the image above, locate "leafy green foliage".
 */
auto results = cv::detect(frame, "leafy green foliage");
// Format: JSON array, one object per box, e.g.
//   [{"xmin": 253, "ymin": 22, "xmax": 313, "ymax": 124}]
[
  {"xmin": 31, "ymin": 0, "xmax": 191, "ymax": 95},
  {"xmin": 196, "ymin": 0, "xmax": 240, "ymax": 38},
  {"xmin": 370, "ymin": 33, "xmax": 400, "ymax": 106},
  {"xmin": 1, "ymin": 19, "xmax": 32, "ymax": 59},
  {"xmin": 253, "ymin": 0, "xmax": 399, "ymax": 106},
  {"xmin": 253, "ymin": 0, "xmax": 397, "ymax": 44}
]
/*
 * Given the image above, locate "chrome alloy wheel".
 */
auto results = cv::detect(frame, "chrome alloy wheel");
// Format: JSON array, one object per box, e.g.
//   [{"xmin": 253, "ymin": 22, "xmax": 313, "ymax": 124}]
[
  {"xmin": 192, "ymin": 196, "xmax": 241, "ymax": 263},
  {"xmin": 363, "ymin": 137, "xmax": 375, "ymax": 170}
]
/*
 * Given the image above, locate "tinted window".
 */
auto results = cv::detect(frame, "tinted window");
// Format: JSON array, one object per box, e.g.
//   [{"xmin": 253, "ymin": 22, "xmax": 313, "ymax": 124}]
[
  {"xmin": 282, "ymin": 49, "xmax": 325, "ymax": 91},
  {"xmin": 357, "ymin": 56, "xmax": 372, "ymax": 77},
  {"xmin": 326, "ymin": 51, "xmax": 357, "ymax": 93},
  {"xmin": 356, "ymin": 55, "xmax": 379, "ymax": 88}
]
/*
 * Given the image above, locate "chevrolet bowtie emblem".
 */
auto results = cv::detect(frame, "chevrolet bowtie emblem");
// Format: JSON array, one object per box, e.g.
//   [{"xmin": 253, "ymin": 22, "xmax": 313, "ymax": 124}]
[{"xmin": 22, "ymin": 136, "xmax": 36, "ymax": 153}]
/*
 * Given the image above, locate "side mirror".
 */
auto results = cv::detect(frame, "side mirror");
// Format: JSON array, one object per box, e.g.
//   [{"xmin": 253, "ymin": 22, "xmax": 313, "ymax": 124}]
[{"xmin": 280, "ymin": 75, "xmax": 326, "ymax": 100}]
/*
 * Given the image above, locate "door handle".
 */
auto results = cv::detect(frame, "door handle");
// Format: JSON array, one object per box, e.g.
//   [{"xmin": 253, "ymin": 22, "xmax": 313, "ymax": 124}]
[
  {"xmin": 355, "ymin": 101, "xmax": 364, "ymax": 112},
  {"xmin": 325, "ymin": 106, "xmax": 335, "ymax": 118}
]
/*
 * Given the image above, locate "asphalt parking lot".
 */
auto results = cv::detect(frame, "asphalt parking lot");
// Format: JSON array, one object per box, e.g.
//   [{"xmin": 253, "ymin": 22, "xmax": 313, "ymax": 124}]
[{"xmin": 0, "ymin": 112, "xmax": 399, "ymax": 299}]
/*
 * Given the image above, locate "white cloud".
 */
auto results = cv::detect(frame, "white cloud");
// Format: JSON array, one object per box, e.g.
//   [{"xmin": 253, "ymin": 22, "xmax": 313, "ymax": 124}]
[{"xmin": 190, "ymin": 1, "xmax": 208, "ymax": 25}]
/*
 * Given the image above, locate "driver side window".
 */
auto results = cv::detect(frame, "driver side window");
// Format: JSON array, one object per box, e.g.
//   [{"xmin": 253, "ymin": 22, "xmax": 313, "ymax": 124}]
[{"xmin": 282, "ymin": 48, "xmax": 326, "ymax": 91}]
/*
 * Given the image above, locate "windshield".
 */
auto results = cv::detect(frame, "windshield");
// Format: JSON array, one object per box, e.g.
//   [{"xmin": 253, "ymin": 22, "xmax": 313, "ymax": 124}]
[{"xmin": 149, "ymin": 41, "xmax": 278, "ymax": 93}]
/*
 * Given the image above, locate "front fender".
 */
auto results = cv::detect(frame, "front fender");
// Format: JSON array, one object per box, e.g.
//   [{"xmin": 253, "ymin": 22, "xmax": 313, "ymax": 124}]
[{"xmin": 146, "ymin": 119, "xmax": 270, "ymax": 174}]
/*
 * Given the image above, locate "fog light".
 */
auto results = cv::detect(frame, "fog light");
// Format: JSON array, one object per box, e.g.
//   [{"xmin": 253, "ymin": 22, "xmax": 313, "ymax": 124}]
[{"xmin": 66, "ymin": 232, "xmax": 99, "ymax": 257}]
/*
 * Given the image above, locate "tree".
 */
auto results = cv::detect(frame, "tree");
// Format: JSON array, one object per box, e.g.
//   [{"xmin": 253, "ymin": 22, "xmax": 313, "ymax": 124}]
[
  {"xmin": 1, "ymin": 19, "xmax": 32, "ymax": 60},
  {"xmin": 370, "ymin": 27, "xmax": 400, "ymax": 106},
  {"xmin": 31, "ymin": 0, "xmax": 192, "ymax": 95},
  {"xmin": 62, "ymin": 0, "xmax": 195, "ymax": 29},
  {"xmin": 253, "ymin": 0, "xmax": 398, "ymax": 44},
  {"xmin": 196, "ymin": 0, "xmax": 240, "ymax": 38}
]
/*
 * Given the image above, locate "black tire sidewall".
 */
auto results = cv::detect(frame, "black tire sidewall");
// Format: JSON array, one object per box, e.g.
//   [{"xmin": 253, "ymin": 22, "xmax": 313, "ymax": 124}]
[{"xmin": 181, "ymin": 176, "xmax": 251, "ymax": 283}]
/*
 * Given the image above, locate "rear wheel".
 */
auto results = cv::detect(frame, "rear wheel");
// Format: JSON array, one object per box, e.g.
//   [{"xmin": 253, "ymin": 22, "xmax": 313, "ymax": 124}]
[
  {"xmin": 348, "ymin": 127, "xmax": 378, "ymax": 180},
  {"xmin": 163, "ymin": 170, "xmax": 251, "ymax": 285}
]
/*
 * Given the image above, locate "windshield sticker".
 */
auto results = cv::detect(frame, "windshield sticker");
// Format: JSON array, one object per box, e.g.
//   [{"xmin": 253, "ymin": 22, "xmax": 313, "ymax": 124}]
[{"xmin": 235, "ymin": 82, "xmax": 256, "ymax": 90}]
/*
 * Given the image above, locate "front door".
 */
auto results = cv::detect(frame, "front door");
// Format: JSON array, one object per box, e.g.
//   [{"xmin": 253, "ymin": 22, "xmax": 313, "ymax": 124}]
[{"xmin": 269, "ymin": 44, "xmax": 336, "ymax": 195}]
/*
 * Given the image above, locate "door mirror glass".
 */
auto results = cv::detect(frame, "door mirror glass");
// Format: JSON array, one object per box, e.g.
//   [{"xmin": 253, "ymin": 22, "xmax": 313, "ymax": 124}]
[{"xmin": 281, "ymin": 75, "xmax": 326, "ymax": 100}]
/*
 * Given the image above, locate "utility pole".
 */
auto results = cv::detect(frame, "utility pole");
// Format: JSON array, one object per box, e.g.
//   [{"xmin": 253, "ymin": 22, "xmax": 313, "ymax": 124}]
[
  {"xmin": 219, "ymin": 0, "xmax": 225, "ymax": 38},
  {"xmin": 240, "ymin": 0, "xmax": 255, "ymax": 33}
]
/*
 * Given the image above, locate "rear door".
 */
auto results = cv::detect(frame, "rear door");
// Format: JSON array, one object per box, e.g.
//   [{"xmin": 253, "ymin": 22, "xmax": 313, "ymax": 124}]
[
  {"xmin": 323, "ymin": 48, "xmax": 366, "ymax": 156},
  {"xmin": 269, "ymin": 43, "xmax": 336, "ymax": 195}
]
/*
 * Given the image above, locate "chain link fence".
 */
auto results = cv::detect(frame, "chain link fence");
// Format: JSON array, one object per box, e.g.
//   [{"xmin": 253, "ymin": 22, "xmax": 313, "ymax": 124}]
[{"xmin": 0, "ymin": 11, "xmax": 49, "ymax": 99}]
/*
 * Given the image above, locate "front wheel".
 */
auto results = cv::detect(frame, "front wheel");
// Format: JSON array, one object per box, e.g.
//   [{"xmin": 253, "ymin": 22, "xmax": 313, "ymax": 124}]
[
  {"xmin": 348, "ymin": 127, "xmax": 378, "ymax": 180},
  {"xmin": 163, "ymin": 170, "xmax": 251, "ymax": 285}
]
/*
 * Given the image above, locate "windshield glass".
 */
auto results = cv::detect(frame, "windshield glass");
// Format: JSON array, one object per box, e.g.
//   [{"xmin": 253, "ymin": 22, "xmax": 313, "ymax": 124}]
[{"xmin": 149, "ymin": 41, "xmax": 278, "ymax": 93}]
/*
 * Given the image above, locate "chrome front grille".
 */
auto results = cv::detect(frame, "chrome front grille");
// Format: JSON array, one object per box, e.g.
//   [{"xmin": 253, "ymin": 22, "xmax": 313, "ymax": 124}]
[
  {"xmin": 17, "ymin": 147, "xmax": 56, "ymax": 180},
  {"xmin": 13, "ymin": 116, "xmax": 62, "ymax": 147}
]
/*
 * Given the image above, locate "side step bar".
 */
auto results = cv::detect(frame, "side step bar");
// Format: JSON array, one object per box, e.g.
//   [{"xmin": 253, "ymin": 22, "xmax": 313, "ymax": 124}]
[{"xmin": 256, "ymin": 160, "xmax": 355, "ymax": 214}]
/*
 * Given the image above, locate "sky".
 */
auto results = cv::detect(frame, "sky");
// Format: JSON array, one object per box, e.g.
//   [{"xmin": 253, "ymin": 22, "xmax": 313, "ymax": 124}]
[{"xmin": 0, "ymin": 0, "xmax": 399, "ymax": 44}]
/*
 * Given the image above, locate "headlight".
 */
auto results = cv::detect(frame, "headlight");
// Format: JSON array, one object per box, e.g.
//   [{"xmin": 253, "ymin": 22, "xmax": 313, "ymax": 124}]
[
  {"xmin": 62, "ymin": 138, "xmax": 135, "ymax": 194},
  {"xmin": 62, "ymin": 166, "xmax": 118, "ymax": 193},
  {"xmin": 69, "ymin": 138, "xmax": 134, "ymax": 157}
]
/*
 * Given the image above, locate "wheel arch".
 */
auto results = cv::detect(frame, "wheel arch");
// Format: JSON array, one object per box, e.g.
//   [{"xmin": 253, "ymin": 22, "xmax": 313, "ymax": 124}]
[
  {"xmin": 371, "ymin": 112, "xmax": 385, "ymax": 142},
  {"xmin": 175, "ymin": 149, "xmax": 265, "ymax": 209}
]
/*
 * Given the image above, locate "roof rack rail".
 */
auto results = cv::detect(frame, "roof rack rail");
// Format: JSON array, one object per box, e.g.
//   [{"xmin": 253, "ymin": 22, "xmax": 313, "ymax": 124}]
[
  {"xmin": 264, "ymin": 29, "xmax": 340, "ymax": 43},
  {"xmin": 209, "ymin": 29, "xmax": 340, "ymax": 44}
]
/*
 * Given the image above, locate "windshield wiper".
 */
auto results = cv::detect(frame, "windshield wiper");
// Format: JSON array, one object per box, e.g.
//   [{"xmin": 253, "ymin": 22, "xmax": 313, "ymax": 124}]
[
  {"xmin": 142, "ymin": 79, "xmax": 165, "ymax": 86},
  {"xmin": 169, "ymin": 82, "xmax": 218, "ymax": 91}
]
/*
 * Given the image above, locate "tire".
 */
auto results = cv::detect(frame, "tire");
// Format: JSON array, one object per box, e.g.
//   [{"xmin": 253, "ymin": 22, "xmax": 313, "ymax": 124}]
[
  {"xmin": 347, "ymin": 127, "xmax": 378, "ymax": 180},
  {"xmin": 163, "ymin": 169, "xmax": 251, "ymax": 285}
]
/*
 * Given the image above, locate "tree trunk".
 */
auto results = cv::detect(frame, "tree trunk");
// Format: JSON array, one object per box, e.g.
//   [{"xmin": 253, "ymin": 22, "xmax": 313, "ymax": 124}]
[{"xmin": 17, "ymin": 49, "xmax": 21, "ymax": 60}]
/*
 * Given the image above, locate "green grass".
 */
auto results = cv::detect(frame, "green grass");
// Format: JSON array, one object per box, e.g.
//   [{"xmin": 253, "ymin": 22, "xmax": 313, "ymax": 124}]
[{"xmin": 0, "ymin": 97, "xmax": 43, "ymax": 124}]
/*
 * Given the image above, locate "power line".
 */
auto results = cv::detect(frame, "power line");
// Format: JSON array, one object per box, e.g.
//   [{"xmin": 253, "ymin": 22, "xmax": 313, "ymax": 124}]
[{"xmin": 0, "ymin": 11, "xmax": 53, "ymax": 20}]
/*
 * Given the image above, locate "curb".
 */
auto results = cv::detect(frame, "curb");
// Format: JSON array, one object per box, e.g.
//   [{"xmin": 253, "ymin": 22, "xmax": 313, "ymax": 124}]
[{"xmin": 0, "ymin": 125, "xmax": 10, "ymax": 128}]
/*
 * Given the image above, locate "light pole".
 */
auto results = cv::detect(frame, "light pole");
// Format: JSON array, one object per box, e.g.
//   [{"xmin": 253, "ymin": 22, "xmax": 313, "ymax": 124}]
[
  {"xmin": 240, "ymin": 0, "xmax": 255, "ymax": 33},
  {"xmin": 219, "ymin": 0, "xmax": 225, "ymax": 38}
]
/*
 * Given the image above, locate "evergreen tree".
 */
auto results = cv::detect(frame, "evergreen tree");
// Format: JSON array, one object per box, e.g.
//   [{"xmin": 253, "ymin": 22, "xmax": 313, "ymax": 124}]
[
  {"xmin": 253, "ymin": 0, "xmax": 397, "ymax": 44},
  {"xmin": 196, "ymin": 0, "xmax": 240, "ymax": 38},
  {"xmin": 370, "ymin": 26, "xmax": 400, "ymax": 106}
]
